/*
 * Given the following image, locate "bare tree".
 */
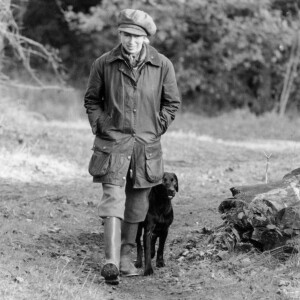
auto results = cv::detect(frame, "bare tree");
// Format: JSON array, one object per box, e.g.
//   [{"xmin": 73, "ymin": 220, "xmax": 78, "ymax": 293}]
[
  {"xmin": 0, "ymin": 0, "xmax": 11, "ymax": 78},
  {"xmin": 278, "ymin": 5, "xmax": 300, "ymax": 117},
  {"xmin": 0, "ymin": 0, "xmax": 66, "ymax": 89}
]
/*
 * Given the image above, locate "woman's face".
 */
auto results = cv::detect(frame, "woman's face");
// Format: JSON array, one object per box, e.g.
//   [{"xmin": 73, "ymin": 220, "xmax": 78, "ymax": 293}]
[{"xmin": 119, "ymin": 32, "xmax": 145, "ymax": 54}]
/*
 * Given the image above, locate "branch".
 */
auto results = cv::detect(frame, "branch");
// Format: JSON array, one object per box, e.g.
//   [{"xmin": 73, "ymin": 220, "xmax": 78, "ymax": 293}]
[
  {"xmin": 0, "ymin": 0, "xmax": 65, "ymax": 87},
  {"xmin": 263, "ymin": 151, "xmax": 272, "ymax": 184}
]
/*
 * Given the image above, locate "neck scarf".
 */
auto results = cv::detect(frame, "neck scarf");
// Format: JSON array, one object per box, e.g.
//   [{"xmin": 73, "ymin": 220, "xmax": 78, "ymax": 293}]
[{"xmin": 121, "ymin": 43, "xmax": 147, "ymax": 69}]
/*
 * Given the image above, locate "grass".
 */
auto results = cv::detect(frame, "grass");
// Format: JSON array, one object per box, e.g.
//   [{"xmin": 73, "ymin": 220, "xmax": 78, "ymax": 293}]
[
  {"xmin": 1, "ymin": 85, "xmax": 86, "ymax": 121},
  {"xmin": 3, "ymin": 84, "xmax": 300, "ymax": 140},
  {"xmin": 0, "ymin": 257, "xmax": 109, "ymax": 300},
  {"xmin": 173, "ymin": 109, "xmax": 300, "ymax": 141}
]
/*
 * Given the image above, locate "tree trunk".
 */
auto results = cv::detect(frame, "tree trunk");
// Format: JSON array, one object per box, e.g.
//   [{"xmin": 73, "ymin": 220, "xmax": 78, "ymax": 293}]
[
  {"xmin": 278, "ymin": 19, "xmax": 300, "ymax": 117},
  {"xmin": 217, "ymin": 168, "xmax": 300, "ymax": 251},
  {"xmin": 257, "ymin": 64, "xmax": 272, "ymax": 113},
  {"xmin": 0, "ymin": 0, "xmax": 11, "ymax": 74}
]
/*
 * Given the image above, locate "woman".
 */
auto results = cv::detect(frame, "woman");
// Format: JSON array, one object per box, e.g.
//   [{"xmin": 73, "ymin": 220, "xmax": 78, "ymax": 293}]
[{"xmin": 84, "ymin": 8, "xmax": 181, "ymax": 284}]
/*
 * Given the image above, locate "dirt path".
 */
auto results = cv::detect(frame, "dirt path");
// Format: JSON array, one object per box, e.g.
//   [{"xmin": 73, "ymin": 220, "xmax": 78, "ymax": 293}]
[{"xmin": 1, "ymin": 108, "xmax": 300, "ymax": 299}]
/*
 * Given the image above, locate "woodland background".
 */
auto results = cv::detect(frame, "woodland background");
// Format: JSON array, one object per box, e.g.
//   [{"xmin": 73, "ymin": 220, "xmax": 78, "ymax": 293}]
[{"xmin": 1, "ymin": 0, "xmax": 300, "ymax": 116}]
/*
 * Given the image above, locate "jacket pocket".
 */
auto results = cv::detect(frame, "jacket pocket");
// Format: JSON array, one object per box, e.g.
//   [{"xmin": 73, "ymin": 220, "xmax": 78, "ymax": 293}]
[
  {"xmin": 145, "ymin": 142, "xmax": 164, "ymax": 183},
  {"xmin": 88, "ymin": 141, "xmax": 113, "ymax": 177}
]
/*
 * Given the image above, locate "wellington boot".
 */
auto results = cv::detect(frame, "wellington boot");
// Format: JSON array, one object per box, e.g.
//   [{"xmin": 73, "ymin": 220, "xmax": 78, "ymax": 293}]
[
  {"xmin": 120, "ymin": 221, "xmax": 140, "ymax": 276},
  {"xmin": 101, "ymin": 217, "xmax": 121, "ymax": 285}
]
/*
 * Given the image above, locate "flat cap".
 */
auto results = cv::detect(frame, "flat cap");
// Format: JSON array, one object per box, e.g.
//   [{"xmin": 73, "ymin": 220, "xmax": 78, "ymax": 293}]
[{"xmin": 118, "ymin": 9, "xmax": 156, "ymax": 37}]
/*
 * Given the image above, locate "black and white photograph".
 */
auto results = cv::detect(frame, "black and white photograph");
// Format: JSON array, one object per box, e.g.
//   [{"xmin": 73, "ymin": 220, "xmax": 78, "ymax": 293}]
[{"xmin": 1, "ymin": 0, "xmax": 300, "ymax": 299}]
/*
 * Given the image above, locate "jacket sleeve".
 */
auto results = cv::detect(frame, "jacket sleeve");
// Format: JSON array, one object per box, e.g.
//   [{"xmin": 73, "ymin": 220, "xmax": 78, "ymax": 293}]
[
  {"xmin": 84, "ymin": 60, "xmax": 106, "ymax": 135},
  {"xmin": 159, "ymin": 59, "xmax": 181, "ymax": 134}
]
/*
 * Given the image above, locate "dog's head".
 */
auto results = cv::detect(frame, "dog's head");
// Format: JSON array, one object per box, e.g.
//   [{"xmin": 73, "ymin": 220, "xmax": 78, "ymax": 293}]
[{"xmin": 161, "ymin": 172, "xmax": 178, "ymax": 199}]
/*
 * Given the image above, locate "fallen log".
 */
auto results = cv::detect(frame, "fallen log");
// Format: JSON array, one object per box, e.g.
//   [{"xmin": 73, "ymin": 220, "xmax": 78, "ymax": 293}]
[{"xmin": 213, "ymin": 168, "xmax": 300, "ymax": 252}]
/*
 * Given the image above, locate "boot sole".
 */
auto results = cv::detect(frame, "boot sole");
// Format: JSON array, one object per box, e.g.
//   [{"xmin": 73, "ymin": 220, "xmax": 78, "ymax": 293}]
[
  {"xmin": 120, "ymin": 268, "xmax": 142, "ymax": 277},
  {"xmin": 120, "ymin": 272, "xmax": 140, "ymax": 277},
  {"xmin": 105, "ymin": 277, "xmax": 120, "ymax": 285}
]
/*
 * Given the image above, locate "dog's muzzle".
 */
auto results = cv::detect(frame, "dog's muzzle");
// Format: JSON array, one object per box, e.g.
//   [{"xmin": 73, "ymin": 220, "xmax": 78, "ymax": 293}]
[{"xmin": 167, "ymin": 190, "xmax": 176, "ymax": 199}]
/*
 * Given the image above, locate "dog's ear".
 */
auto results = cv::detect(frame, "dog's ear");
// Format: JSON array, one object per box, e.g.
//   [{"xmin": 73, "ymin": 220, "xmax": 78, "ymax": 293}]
[{"xmin": 173, "ymin": 173, "xmax": 179, "ymax": 192}]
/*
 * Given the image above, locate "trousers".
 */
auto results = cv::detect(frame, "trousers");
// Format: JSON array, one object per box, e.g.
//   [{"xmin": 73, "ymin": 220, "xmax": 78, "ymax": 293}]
[{"xmin": 99, "ymin": 172, "xmax": 151, "ymax": 223}]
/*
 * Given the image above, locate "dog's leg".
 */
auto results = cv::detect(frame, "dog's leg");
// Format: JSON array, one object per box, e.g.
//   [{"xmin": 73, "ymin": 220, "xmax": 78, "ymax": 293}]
[
  {"xmin": 135, "ymin": 224, "xmax": 143, "ymax": 268},
  {"xmin": 156, "ymin": 229, "xmax": 168, "ymax": 268},
  {"xmin": 143, "ymin": 224, "xmax": 155, "ymax": 276},
  {"xmin": 151, "ymin": 233, "xmax": 157, "ymax": 259}
]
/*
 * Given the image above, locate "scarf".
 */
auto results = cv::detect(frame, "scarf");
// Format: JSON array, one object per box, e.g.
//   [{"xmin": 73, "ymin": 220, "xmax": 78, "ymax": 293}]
[{"xmin": 121, "ymin": 43, "xmax": 147, "ymax": 70}]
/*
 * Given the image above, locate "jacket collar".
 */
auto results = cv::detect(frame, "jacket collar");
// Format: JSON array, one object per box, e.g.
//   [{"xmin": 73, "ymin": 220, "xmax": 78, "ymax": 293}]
[{"xmin": 106, "ymin": 43, "xmax": 161, "ymax": 67}]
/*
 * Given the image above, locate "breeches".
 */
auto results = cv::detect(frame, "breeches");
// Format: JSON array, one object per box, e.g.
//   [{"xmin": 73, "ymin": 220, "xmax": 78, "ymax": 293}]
[{"xmin": 99, "ymin": 177, "xmax": 151, "ymax": 223}]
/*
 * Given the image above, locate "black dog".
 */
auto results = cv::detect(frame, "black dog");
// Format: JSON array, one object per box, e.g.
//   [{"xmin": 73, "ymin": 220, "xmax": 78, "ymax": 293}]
[{"xmin": 135, "ymin": 172, "xmax": 178, "ymax": 276}]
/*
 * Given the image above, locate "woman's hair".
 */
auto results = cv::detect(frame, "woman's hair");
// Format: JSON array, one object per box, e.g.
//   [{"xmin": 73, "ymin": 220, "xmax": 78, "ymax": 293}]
[{"xmin": 118, "ymin": 31, "xmax": 150, "ymax": 44}]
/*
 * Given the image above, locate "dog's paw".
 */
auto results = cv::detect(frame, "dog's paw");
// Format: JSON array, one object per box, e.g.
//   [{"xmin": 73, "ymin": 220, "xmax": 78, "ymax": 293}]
[
  {"xmin": 156, "ymin": 260, "xmax": 165, "ymax": 268},
  {"xmin": 144, "ymin": 267, "xmax": 154, "ymax": 276}
]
